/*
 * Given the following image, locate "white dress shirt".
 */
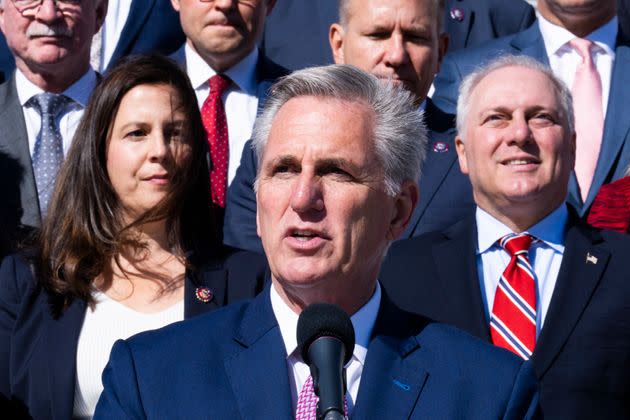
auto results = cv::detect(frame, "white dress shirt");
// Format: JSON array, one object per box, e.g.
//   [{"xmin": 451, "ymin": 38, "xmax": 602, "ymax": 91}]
[
  {"xmin": 476, "ymin": 205, "xmax": 568, "ymax": 336},
  {"xmin": 185, "ymin": 44, "xmax": 260, "ymax": 185},
  {"xmin": 15, "ymin": 68, "xmax": 97, "ymax": 158},
  {"xmin": 270, "ymin": 282, "xmax": 381, "ymax": 416},
  {"xmin": 92, "ymin": 0, "xmax": 132, "ymax": 72},
  {"xmin": 537, "ymin": 14, "xmax": 617, "ymax": 116}
]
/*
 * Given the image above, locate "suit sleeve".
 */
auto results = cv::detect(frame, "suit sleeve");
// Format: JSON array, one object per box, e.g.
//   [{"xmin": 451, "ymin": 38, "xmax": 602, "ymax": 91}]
[
  {"xmin": 431, "ymin": 54, "xmax": 463, "ymax": 115},
  {"xmin": 0, "ymin": 255, "xmax": 32, "ymax": 396},
  {"xmin": 93, "ymin": 339, "xmax": 147, "ymax": 420},
  {"xmin": 223, "ymin": 139, "xmax": 264, "ymax": 254},
  {"xmin": 502, "ymin": 361, "xmax": 542, "ymax": 420}
]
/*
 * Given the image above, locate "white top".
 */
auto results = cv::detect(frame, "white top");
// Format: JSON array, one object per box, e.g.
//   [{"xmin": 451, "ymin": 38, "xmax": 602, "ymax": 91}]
[
  {"xmin": 476, "ymin": 205, "xmax": 568, "ymax": 336},
  {"xmin": 270, "ymin": 282, "xmax": 381, "ymax": 416},
  {"xmin": 185, "ymin": 44, "xmax": 260, "ymax": 184},
  {"xmin": 92, "ymin": 0, "xmax": 132, "ymax": 72},
  {"xmin": 72, "ymin": 291, "xmax": 184, "ymax": 419},
  {"xmin": 537, "ymin": 14, "xmax": 617, "ymax": 116},
  {"xmin": 15, "ymin": 68, "xmax": 97, "ymax": 158}
]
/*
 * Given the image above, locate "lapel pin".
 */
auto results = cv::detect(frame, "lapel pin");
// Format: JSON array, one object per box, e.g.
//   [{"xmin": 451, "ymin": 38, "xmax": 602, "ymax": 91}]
[
  {"xmin": 392, "ymin": 379, "xmax": 411, "ymax": 391},
  {"xmin": 450, "ymin": 7, "xmax": 465, "ymax": 22},
  {"xmin": 195, "ymin": 287, "xmax": 214, "ymax": 303},
  {"xmin": 585, "ymin": 253, "xmax": 598, "ymax": 265},
  {"xmin": 432, "ymin": 141, "xmax": 449, "ymax": 153}
]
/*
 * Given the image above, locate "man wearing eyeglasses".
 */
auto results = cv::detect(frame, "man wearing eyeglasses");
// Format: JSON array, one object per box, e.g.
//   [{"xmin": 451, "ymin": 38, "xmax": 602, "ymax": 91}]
[{"xmin": 0, "ymin": 0, "xmax": 107, "ymax": 257}]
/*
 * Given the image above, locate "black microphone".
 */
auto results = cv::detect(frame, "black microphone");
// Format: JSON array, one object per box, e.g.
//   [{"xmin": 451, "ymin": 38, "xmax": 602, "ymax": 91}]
[{"xmin": 297, "ymin": 303, "xmax": 355, "ymax": 420}]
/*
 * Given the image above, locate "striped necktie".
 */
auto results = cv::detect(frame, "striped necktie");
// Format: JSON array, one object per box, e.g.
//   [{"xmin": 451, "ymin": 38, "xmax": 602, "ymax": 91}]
[{"xmin": 490, "ymin": 233, "xmax": 537, "ymax": 359}]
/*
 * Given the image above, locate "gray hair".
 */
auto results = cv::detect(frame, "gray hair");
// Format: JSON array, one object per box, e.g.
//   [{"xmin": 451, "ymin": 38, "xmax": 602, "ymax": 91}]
[
  {"xmin": 456, "ymin": 55, "xmax": 574, "ymax": 140},
  {"xmin": 252, "ymin": 64, "xmax": 427, "ymax": 196}
]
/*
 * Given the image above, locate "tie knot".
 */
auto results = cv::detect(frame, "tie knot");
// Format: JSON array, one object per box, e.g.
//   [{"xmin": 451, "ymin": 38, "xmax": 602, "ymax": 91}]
[
  {"xmin": 29, "ymin": 92, "xmax": 71, "ymax": 117},
  {"xmin": 209, "ymin": 74, "xmax": 231, "ymax": 96},
  {"xmin": 499, "ymin": 233, "xmax": 533, "ymax": 256},
  {"xmin": 569, "ymin": 38, "xmax": 596, "ymax": 61}
]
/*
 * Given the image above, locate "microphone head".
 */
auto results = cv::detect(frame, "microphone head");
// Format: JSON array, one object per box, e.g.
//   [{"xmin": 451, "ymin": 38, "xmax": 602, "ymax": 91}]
[{"xmin": 297, "ymin": 303, "xmax": 355, "ymax": 365}]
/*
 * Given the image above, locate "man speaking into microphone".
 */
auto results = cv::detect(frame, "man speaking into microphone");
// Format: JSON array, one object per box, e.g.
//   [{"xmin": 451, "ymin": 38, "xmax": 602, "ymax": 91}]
[{"xmin": 95, "ymin": 65, "xmax": 539, "ymax": 419}]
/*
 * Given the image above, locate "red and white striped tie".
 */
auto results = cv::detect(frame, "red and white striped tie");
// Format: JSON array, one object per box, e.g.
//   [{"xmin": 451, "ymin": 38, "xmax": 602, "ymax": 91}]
[{"xmin": 490, "ymin": 233, "xmax": 537, "ymax": 359}]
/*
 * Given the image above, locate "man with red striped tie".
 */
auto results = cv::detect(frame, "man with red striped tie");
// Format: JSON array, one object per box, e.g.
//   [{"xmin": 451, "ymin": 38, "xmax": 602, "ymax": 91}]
[{"xmin": 380, "ymin": 54, "xmax": 630, "ymax": 419}]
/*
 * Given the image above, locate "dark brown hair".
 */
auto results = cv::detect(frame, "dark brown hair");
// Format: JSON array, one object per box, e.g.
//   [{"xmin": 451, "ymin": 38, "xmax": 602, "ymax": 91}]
[{"xmin": 36, "ymin": 54, "xmax": 216, "ymax": 311}]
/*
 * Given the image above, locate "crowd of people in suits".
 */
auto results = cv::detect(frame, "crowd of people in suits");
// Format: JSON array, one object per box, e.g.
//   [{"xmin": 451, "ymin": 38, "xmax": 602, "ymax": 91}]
[{"xmin": 1, "ymin": 0, "xmax": 630, "ymax": 418}]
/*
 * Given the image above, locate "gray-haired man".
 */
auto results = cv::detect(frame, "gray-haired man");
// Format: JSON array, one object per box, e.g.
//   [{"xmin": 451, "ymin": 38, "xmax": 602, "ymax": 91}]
[{"xmin": 95, "ymin": 64, "xmax": 539, "ymax": 419}]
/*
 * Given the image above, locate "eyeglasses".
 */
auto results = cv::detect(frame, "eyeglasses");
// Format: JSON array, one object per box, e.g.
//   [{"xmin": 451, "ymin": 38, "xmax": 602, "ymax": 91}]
[{"xmin": 10, "ymin": 0, "xmax": 82, "ymax": 14}]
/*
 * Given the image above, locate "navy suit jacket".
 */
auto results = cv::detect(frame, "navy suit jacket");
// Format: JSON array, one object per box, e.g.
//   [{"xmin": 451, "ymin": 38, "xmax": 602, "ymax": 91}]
[
  {"xmin": 432, "ymin": 22, "xmax": 630, "ymax": 214},
  {"xmin": 94, "ymin": 287, "xmax": 540, "ymax": 419},
  {"xmin": 380, "ymin": 213, "xmax": 630, "ymax": 418},
  {"xmin": 0, "ymin": 248, "xmax": 268, "ymax": 420},
  {"xmin": 223, "ymin": 100, "xmax": 474, "ymax": 253}
]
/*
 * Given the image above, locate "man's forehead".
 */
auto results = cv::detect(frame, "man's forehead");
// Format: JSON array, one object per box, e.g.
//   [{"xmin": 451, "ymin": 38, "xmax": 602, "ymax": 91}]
[{"xmin": 345, "ymin": 0, "xmax": 439, "ymax": 26}]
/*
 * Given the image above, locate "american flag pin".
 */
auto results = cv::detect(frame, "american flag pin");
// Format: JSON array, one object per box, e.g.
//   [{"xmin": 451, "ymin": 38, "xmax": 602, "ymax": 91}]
[{"xmin": 585, "ymin": 253, "xmax": 598, "ymax": 265}]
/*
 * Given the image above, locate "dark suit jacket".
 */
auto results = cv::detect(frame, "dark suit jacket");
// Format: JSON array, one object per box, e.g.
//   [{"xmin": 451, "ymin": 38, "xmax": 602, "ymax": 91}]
[
  {"xmin": 444, "ymin": 0, "xmax": 535, "ymax": 52},
  {"xmin": 0, "ymin": 248, "xmax": 268, "ymax": 420},
  {"xmin": 223, "ymin": 99, "xmax": 474, "ymax": 253},
  {"xmin": 94, "ymin": 288, "xmax": 540, "ymax": 419},
  {"xmin": 380, "ymin": 213, "xmax": 630, "ymax": 418},
  {"xmin": 432, "ymin": 22, "xmax": 630, "ymax": 214},
  {"xmin": 103, "ymin": 0, "xmax": 185, "ymax": 72},
  {"xmin": 0, "ymin": 76, "xmax": 40, "ymax": 258}
]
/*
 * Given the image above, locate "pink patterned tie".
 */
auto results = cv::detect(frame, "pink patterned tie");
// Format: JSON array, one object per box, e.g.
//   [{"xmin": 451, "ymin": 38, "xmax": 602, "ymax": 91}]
[
  {"xmin": 201, "ymin": 74, "xmax": 231, "ymax": 208},
  {"xmin": 295, "ymin": 375, "xmax": 348, "ymax": 420},
  {"xmin": 569, "ymin": 38, "xmax": 604, "ymax": 202}
]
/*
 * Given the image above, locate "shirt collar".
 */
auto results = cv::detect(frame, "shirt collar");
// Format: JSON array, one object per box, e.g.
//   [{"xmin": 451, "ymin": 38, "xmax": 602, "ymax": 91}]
[
  {"xmin": 270, "ymin": 282, "xmax": 382, "ymax": 367},
  {"xmin": 476, "ymin": 205, "xmax": 568, "ymax": 254},
  {"xmin": 16, "ymin": 67, "xmax": 97, "ymax": 107},
  {"xmin": 537, "ymin": 13, "xmax": 618, "ymax": 57},
  {"xmin": 185, "ymin": 43, "xmax": 259, "ymax": 94}
]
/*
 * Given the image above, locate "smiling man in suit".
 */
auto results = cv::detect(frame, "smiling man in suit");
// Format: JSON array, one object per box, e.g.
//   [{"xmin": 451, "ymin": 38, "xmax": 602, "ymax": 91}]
[
  {"xmin": 433, "ymin": 0, "xmax": 627, "ymax": 215},
  {"xmin": 225, "ymin": 0, "xmax": 476, "ymax": 254},
  {"xmin": 381, "ymin": 55, "xmax": 630, "ymax": 419},
  {"xmin": 94, "ymin": 65, "xmax": 539, "ymax": 419},
  {"xmin": 0, "ymin": 0, "xmax": 106, "ymax": 257}
]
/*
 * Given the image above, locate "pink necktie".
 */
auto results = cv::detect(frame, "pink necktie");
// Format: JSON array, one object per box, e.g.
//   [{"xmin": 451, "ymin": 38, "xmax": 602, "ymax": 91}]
[
  {"xmin": 201, "ymin": 74, "xmax": 231, "ymax": 208},
  {"xmin": 295, "ymin": 375, "xmax": 348, "ymax": 420},
  {"xmin": 490, "ymin": 234, "xmax": 537, "ymax": 360},
  {"xmin": 570, "ymin": 38, "xmax": 604, "ymax": 202}
]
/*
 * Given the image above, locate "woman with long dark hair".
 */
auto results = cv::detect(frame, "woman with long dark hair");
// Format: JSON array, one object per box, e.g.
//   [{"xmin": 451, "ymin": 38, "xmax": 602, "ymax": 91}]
[{"xmin": 0, "ymin": 55, "xmax": 267, "ymax": 419}]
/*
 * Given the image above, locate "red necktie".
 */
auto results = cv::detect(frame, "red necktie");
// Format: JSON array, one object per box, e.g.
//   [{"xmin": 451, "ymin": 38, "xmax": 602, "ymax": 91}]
[
  {"xmin": 201, "ymin": 74, "xmax": 231, "ymax": 208},
  {"xmin": 490, "ymin": 233, "xmax": 537, "ymax": 360},
  {"xmin": 570, "ymin": 38, "xmax": 604, "ymax": 202}
]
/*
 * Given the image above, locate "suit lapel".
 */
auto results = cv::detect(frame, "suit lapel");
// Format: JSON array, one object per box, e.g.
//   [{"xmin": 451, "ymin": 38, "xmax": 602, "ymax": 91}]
[
  {"xmin": 432, "ymin": 218, "xmax": 491, "ymax": 340},
  {"xmin": 44, "ymin": 298, "xmax": 87, "ymax": 420},
  {"xmin": 509, "ymin": 23, "xmax": 549, "ymax": 64},
  {"xmin": 352, "ymin": 299, "xmax": 429, "ymax": 419},
  {"xmin": 584, "ymin": 37, "xmax": 630, "ymax": 211},
  {"xmin": 223, "ymin": 290, "xmax": 293, "ymax": 419},
  {"xmin": 532, "ymin": 222, "xmax": 609, "ymax": 378},
  {"xmin": 0, "ymin": 76, "xmax": 40, "ymax": 228},
  {"xmin": 184, "ymin": 264, "xmax": 227, "ymax": 318},
  {"xmin": 445, "ymin": 0, "xmax": 473, "ymax": 49},
  {"xmin": 109, "ymin": 0, "xmax": 156, "ymax": 67}
]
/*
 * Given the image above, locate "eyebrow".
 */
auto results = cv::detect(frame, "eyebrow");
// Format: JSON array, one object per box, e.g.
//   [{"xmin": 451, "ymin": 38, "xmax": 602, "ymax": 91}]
[{"xmin": 264, "ymin": 155, "xmax": 359, "ymax": 172}]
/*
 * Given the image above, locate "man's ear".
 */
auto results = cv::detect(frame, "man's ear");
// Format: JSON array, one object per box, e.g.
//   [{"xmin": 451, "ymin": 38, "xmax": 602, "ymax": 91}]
[
  {"xmin": 329, "ymin": 23, "xmax": 346, "ymax": 64},
  {"xmin": 170, "ymin": 0, "xmax": 181, "ymax": 12},
  {"xmin": 455, "ymin": 136, "xmax": 469, "ymax": 175},
  {"xmin": 387, "ymin": 180, "xmax": 419, "ymax": 241},
  {"xmin": 436, "ymin": 32, "xmax": 449, "ymax": 73}
]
